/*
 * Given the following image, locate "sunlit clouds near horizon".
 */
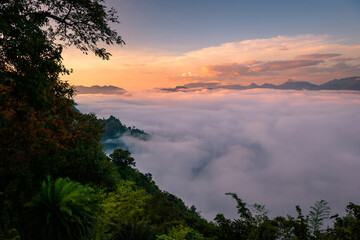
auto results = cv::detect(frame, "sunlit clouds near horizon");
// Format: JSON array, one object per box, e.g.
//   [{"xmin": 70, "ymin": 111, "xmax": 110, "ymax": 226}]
[
  {"xmin": 75, "ymin": 89, "xmax": 360, "ymax": 220},
  {"xmin": 63, "ymin": 35, "xmax": 360, "ymax": 90}
]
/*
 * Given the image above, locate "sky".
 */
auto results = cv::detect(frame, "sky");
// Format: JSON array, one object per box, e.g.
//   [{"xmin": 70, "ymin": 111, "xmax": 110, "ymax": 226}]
[
  {"xmin": 62, "ymin": 0, "xmax": 360, "ymax": 90},
  {"xmin": 75, "ymin": 90, "xmax": 360, "ymax": 220}
]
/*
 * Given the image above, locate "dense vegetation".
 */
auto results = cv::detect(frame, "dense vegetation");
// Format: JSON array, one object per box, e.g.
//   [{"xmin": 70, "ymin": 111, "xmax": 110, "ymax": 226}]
[{"xmin": 1, "ymin": 0, "xmax": 359, "ymax": 239}]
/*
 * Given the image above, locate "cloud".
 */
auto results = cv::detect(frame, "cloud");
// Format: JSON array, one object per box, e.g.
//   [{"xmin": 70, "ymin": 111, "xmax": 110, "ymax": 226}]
[
  {"xmin": 204, "ymin": 59, "xmax": 324, "ymax": 77},
  {"xmin": 295, "ymin": 53, "xmax": 342, "ymax": 59},
  {"xmin": 75, "ymin": 90, "xmax": 360, "ymax": 221},
  {"xmin": 331, "ymin": 57, "xmax": 360, "ymax": 62}
]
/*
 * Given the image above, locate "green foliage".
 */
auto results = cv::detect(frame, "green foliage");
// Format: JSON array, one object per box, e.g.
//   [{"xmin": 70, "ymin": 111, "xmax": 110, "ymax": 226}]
[
  {"xmin": 293, "ymin": 205, "xmax": 310, "ymax": 240},
  {"xmin": 274, "ymin": 216, "xmax": 296, "ymax": 239},
  {"xmin": 225, "ymin": 193, "xmax": 252, "ymax": 221},
  {"xmin": 96, "ymin": 181, "xmax": 151, "ymax": 240},
  {"xmin": 108, "ymin": 148, "xmax": 158, "ymax": 193},
  {"xmin": 329, "ymin": 202, "xmax": 360, "ymax": 240},
  {"xmin": 144, "ymin": 190, "xmax": 214, "ymax": 236},
  {"xmin": 215, "ymin": 193, "xmax": 281, "ymax": 240},
  {"xmin": 23, "ymin": 176, "xmax": 98, "ymax": 240},
  {"xmin": 157, "ymin": 224, "xmax": 212, "ymax": 240},
  {"xmin": 0, "ymin": 228, "xmax": 21, "ymax": 240}
]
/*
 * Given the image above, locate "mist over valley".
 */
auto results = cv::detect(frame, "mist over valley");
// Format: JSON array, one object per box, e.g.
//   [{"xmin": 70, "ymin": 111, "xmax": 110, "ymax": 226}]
[{"xmin": 76, "ymin": 89, "xmax": 360, "ymax": 220}]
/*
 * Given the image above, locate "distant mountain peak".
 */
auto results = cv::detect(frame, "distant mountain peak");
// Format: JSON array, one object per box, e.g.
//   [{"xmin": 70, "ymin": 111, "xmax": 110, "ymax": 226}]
[{"xmin": 73, "ymin": 85, "xmax": 127, "ymax": 95}]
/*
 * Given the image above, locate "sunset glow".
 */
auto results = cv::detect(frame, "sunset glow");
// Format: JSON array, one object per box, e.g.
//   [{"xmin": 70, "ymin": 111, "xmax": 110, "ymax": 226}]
[{"xmin": 63, "ymin": 35, "xmax": 360, "ymax": 90}]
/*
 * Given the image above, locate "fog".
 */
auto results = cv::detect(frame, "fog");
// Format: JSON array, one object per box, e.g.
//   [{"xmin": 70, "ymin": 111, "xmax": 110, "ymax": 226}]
[{"xmin": 75, "ymin": 89, "xmax": 360, "ymax": 220}]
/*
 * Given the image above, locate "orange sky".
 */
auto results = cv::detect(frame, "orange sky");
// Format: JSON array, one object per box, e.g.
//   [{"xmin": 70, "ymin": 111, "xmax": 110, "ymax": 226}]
[{"xmin": 62, "ymin": 35, "xmax": 360, "ymax": 91}]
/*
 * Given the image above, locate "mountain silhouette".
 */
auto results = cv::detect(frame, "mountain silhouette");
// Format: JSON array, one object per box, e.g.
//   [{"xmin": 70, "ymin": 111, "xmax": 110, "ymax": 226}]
[{"xmin": 161, "ymin": 77, "xmax": 360, "ymax": 92}]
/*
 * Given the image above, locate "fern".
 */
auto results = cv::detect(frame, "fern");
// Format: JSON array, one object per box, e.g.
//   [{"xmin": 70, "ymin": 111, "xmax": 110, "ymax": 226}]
[{"xmin": 24, "ymin": 176, "xmax": 98, "ymax": 240}]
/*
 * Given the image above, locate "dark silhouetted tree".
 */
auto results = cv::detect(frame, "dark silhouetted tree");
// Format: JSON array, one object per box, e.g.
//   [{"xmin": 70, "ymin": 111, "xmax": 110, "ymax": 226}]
[{"xmin": 110, "ymin": 148, "xmax": 136, "ymax": 168}]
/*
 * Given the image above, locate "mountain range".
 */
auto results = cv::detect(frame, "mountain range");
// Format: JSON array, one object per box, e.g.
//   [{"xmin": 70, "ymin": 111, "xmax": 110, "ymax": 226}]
[{"xmin": 161, "ymin": 76, "xmax": 360, "ymax": 92}]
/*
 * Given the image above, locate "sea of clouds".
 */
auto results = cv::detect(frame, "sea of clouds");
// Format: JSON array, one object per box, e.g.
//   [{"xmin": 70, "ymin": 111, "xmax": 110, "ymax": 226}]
[{"xmin": 75, "ymin": 89, "xmax": 360, "ymax": 221}]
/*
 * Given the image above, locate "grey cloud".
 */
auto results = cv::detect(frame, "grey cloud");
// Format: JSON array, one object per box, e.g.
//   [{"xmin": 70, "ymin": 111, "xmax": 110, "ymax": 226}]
[
  {"xmin": 291, "ymin": 62, "xmax": 360, "ymax": 76},
  {"xmin": 331, "ymin": 57, "xmax": 360, "ymax": 62},
  {"xmin": 259, "ymin": 59, "xmax": 323, "ymax": 71},
  {"xmin": 295, "ymin": 53, "xmax": 342, "ymax": 60},
  {"xmin": 206, "ymin": 59, "xmax": 323, "ymax": 77},
  {"xmin": 75, "ymin": 90, "xmax": 360, "ymax": 220}
]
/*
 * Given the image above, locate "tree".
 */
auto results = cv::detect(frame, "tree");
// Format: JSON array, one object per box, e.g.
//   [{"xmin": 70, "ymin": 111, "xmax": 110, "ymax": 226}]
[
  {"xmin": 23, "ymin": 177, "xmax": 98, "ymax": 240},
  {"xmin": 308, "ymin": 200, "xmax": 331, "ymax": 238},
  {"xmin": 0, "ymin": 0, "xmax": 124, "ymax": 233},
  {"xmin": 156, "ymin": 224, "xmax": 211, "ymax": 240},
  {"xmin": 330, "ymin": 202, "xmax": 360, "ymax": 240},
  {"xmin": 1, "ymin": 0, "xmax": 124, "ymax": 111},
  {"xmin": 225, "ymin": 193, "xmax": 252, "ymax": 221},
  {"xmin": 274, "ymin": 216, "xmax": 296, "ymax": 240},
  {"xmin": 96, "ymin": 181, "xmax": 151, "ymax": 240},
  {"xmin": 216, "ymin": 193, "xmax": 278, "ymax": 240},
  {"xmin": 1, "ymin": 0, "xmax": 125, "ymax": 61},
  {"xmin": 110, "ymin": 148, "xmax": 136, "ymax": 168},
  {"xmin": 115, "ymin": 222, "xmax": 155, "ymax": 240},
  {"xmin": 293, "ymin": 205, "xmax": 310, "ymax": 240}
]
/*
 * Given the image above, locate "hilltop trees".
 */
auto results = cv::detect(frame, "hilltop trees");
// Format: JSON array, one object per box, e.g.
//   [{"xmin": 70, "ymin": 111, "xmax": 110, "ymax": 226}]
[
  {"xmin": 213, "ymin": 194, "xmax": 360, "ymax": 240},
  {"xmin": 110, "ymin": 148, "xmax": 136, "ymax": 168},
  {"xmin": 214, "ymin": 193, "xmax": 278, "ymax": 240}
]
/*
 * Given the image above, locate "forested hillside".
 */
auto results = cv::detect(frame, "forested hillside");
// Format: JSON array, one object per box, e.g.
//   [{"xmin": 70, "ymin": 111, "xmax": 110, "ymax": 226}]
[
  {"xmin": 1, "ymin": 0, "xmax": 359, "ymax": 239},
  {"xmin": 101, "ymin": 115, "xmax": 148, "ymax": 152}
]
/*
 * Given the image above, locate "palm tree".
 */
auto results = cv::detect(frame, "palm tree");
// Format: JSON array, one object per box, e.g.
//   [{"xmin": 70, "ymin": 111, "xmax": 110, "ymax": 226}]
[{"xmin": 23, "ymin": 176, "xmax": 98, "ymax": 240}]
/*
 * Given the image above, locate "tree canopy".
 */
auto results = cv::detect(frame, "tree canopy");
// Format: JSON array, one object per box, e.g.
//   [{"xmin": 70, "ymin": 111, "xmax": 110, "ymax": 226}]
[
  {"xmin": 0, "ymin": 0, "xmax": 124, "ymax": 235},
  {"xmin": 1, "ymin": 0, "xmax": 125, "ymax": 61}
]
